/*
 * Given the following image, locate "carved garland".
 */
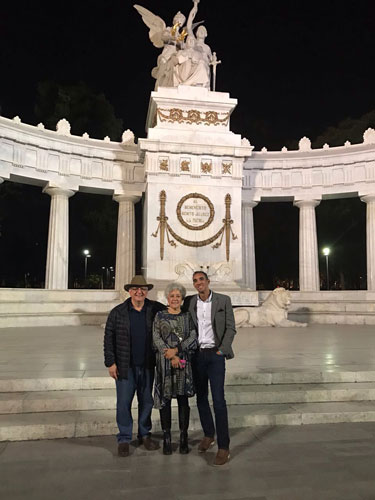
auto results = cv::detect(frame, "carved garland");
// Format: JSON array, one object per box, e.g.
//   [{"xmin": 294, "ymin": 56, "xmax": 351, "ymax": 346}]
[
  {"xmin": 151, "ymin": 191, "xmax": 237, "ymax": 261},
  {"xmin": 157, "ymin": 108, "xmax": 230, "ymax": 126}
]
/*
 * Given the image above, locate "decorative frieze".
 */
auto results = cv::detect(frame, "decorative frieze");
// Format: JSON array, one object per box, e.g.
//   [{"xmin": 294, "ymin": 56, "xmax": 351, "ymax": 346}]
[
  {"xmin": 222, "ymin": 161, "xmax": 232, "ymax": 175},
  {"xmin": 102, "ymin": 161, "xmax": 113, "ymax": 182},
  {"xmin": 157, "ymin": 107, "xmax": 230, "ymax": 127},
  {"xmin": 37, "ymin": 149, "xmax": 49, "ymax": 172},
  {"xmin": 159, "ymin": 157, "xmax": 169, "ymax": 171},
  {"xmin": 180, "ymin": 158, "xmax": 191, "ymax": 172},
  {"xmin": 13, "ymin": 147, "xmax": 25, "ymax": 168},
  {"xmin": 201, "ymin": 160, "xmax": 212, "ymax": 174}
]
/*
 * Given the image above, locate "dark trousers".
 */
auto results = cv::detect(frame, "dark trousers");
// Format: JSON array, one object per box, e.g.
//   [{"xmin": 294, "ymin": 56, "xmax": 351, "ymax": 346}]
[
  {"xmin": 162, "ymin": 395, "xmax": 189, "ymax": 410},
  {"xmin": 115, "ymin": 366, "xmax": 154, "ymax": 443},
  {"xmin": 192, "ymin": 349, "xmax": 230, "ymax": 449}
]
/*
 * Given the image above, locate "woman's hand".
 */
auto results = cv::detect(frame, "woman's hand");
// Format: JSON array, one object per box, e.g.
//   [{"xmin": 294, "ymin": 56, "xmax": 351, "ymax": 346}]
[
  {"xmin": 171, "ymin": 356, "xmax": 180, "ymax": 368},
  {"xmin": 164, "ymin": 347, "xmax": 178, "ymax": 359}
]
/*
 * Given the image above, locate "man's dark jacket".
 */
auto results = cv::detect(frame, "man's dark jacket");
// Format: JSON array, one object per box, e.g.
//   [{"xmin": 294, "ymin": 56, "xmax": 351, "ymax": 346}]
[{"xmin": 104, "ymin": 298, "xmax": 164, "ymax": 379}]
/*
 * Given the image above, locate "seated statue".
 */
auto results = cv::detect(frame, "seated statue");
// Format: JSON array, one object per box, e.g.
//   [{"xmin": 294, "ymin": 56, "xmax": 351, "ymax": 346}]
[
  {"xmin": 173, "ymin": 35, "xmax": 210, "ymax": 88},
  {"xmin": 234, "ymin": 288, "xmax": 308, "ymax": 328}
]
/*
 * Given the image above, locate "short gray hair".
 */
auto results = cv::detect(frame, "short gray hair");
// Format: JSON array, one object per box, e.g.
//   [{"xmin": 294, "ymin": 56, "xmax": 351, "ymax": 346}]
[{"xmin": 164, "ymin": 282, "xmax": 186, "ymax": 300}]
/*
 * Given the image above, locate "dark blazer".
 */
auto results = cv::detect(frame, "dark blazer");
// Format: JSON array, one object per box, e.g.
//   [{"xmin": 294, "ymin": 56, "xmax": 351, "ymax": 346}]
[
  {"xmin": 104, "ymin": 297, "xmax": 164, "ymax": 379},
  {"xmin": 183, "ymin": 291, "xmax": 236, "ymax": 359}
]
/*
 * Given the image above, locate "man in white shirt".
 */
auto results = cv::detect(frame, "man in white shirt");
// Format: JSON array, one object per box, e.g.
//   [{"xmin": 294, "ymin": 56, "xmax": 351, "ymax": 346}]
[{"xmin": 183, "ymin": 271, "xmax": 236, "ymax": 466}]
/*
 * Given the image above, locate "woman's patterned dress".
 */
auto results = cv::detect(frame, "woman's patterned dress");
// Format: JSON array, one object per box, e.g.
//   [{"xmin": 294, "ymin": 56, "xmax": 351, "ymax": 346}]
[{"xmin": 153, "ymin": 310, "xmax": 198, "ymax": 409}]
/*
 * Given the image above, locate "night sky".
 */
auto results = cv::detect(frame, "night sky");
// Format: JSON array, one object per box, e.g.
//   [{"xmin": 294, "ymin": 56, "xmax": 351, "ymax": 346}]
[{"xmin": 0, "ymin": 0, "xmax": 374, "ymax": 288}]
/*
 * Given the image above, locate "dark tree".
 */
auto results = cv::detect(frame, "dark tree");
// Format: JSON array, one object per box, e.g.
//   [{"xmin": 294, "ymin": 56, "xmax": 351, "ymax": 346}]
[
  {"xmin": 312, "ymin": 110, "xmax": 375, "ymax": 148},
  {"xmin": 34, "ymin": 81, "xmax": 123, "ymax": 141}
]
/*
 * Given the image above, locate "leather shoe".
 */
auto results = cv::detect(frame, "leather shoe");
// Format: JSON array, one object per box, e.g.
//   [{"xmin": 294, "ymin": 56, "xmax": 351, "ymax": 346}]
[
  {"xmin": 213, "ymin": 448, "xmax": 230, "ymax": 466},
  {"xmin": 198, "ymin": 436, "xmax": 215, "ymax": 453},
  {"xmin": 118, "ymin": 442, "xmax": 130, "ymax": 457},
  {"xmin": 141, "ymin": 436, "xmax": 159, "ymax": 451}
]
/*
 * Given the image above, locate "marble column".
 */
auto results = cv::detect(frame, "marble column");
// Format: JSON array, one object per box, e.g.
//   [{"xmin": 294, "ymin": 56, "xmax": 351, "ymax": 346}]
[
  {"xmin": 113, "ymin": 194, "xmax": 140, "ymax": 291},
  {"xmin": 361, "ymin": 195, "xmax": 375, "ymax": 290},
  {"xmin": 242, "ymin": 201, "xmax": 258, "ymax": 289},
  {"xmin": 44, "ymin": 187, "xmax": 75, "ymax": 290},
  {"xmin": 294, "ymin": 199, "xmax": 320, "ymax": 291}
]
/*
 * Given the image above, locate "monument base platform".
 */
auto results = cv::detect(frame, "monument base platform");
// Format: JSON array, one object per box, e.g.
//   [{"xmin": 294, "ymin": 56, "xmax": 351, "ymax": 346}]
[{"xmin": 152, "ymin": 282, "xmax": 259, "ymax": 306}]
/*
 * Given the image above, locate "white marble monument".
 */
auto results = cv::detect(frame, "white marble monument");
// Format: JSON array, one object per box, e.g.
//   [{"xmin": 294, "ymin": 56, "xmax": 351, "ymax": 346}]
[
  {"xmin": 135, "ymin": 0, "xmax": 258, "ymax": 303},
  {"xmin": 139, "ymin": 85, "xmax": 257, "ymax": 304}
]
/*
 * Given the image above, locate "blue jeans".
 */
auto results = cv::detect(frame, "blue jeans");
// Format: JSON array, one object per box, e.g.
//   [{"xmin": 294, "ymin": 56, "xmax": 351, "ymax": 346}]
[
  {"xmin": 115, "ymin": 366, "xmax": 154, "ymax": 443},
  {"xmin": 192, "ymin": 349, "xmax": 230, "ymax": 450}
]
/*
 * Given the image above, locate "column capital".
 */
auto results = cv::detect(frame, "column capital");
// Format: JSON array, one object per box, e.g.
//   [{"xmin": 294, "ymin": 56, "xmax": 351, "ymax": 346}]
[
  {"xmin": 113, "ymin": 193, "xmax": 141, "ymax": 204},
  {"xmin": 360, "ymin": 194, "xmax": 375, "ymax": 204},
  {"xmin": 43, "ymin": 186, "xmax": 75, "ymax": 198},
  {"xmin": 294, "ymin": 199, "xmax": 320, "ymax": 209},
  {"xmin": 242, "ymin": 200, "xmax": 258, "ymax": 209}
]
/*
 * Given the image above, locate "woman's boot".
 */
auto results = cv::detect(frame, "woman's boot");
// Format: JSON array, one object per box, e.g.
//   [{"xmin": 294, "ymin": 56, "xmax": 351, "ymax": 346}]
[
  {"xmin": 178, "ymin": 404, "xmax": 190, "ymax": 454},
  {"xmin": 160, "ymin": 406, "xmax": 172, "ymax": 455}
]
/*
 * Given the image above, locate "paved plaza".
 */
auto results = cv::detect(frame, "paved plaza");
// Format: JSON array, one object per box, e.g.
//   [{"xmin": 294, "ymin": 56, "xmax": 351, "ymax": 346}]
[
  {"xmin": 1, "ymin": 324, "xmax": 375, "ymax": 379},
  {"xmin": 2, "ymin": 324, "xmax": 375, "ymax": 498},
  {"xmin": 2, "ymin": 423, "xmax": 375, "ymax": 499}
]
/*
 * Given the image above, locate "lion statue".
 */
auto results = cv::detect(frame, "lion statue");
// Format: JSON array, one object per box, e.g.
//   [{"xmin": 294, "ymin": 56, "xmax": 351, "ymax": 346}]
[{"xmin": 234, "ymin": 288, "xmax": 307, "ymax": 328}]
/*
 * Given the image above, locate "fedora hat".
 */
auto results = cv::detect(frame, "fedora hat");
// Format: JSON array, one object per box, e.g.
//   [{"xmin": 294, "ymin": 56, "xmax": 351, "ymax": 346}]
[{"xmin": 124, "ymin": 275, "xmax": 154, "ymax": 291}]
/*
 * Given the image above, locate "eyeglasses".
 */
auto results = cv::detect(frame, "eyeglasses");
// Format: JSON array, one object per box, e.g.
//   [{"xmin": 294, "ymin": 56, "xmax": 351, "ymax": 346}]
[{"xmin": 129, "ymin": 287, "xmax": 149, "ymax": 292}]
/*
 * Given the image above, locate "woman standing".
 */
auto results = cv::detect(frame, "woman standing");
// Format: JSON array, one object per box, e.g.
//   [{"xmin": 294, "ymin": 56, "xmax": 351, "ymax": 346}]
[{"xmin": 153, "ymin": 282, "xmax": 197, "ymax": 454}]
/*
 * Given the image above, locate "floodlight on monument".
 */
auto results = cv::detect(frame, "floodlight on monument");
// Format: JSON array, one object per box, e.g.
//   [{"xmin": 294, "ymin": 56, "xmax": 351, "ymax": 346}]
[{"xmin": 322, "ymin": 247, "xmax": 330, "ymax": 290}]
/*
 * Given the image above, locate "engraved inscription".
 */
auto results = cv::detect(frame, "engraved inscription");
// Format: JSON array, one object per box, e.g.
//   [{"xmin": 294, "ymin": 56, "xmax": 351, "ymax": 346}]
[{"xmin": 177, "ymin": 193, "xmax": 215, "ymax": 231}]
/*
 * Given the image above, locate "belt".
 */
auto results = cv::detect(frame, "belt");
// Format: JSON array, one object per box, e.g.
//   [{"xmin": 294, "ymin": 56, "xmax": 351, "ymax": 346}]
[{"xmin": 198, "ymin": 347, "xmax": 217, "ymax": 352}]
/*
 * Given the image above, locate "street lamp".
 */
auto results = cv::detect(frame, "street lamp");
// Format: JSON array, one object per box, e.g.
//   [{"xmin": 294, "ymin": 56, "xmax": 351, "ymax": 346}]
[
  {"xmin": 322, "ymin": 247, "xmax": 330, "ymax": 290},
  {"xmin": 83, "ymin": 249, "xmax": 91, "ymax": 280}
]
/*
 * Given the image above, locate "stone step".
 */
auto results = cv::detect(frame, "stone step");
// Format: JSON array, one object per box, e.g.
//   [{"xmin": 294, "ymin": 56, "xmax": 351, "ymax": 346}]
[
  {"xmin": 2, "ymin": 382, "xmax": 375, "ymax": 415},
  {"xmin": 0, "ymin": 312, "xmax": 108, "ymax": 328},
  {"xmin": 2, "ymin": 370, "xmax": 375, "ymax": 393},
  {"xmin": 0, "ymin": 299, "xmax": 118, "ymax": 314},
  {"xmin": 2, "ymin": 401, "xmax": 375, "ymax": 441},
  {"xmin": 0, "ymin": 289, "xmax": 121, "ymax": 328}
]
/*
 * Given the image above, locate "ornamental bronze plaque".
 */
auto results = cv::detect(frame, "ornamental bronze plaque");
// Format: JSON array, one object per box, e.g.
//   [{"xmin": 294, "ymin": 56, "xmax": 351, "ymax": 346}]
[{"xmin": 176, "ymin": 193, "xmax": 215, "ymax": 231}]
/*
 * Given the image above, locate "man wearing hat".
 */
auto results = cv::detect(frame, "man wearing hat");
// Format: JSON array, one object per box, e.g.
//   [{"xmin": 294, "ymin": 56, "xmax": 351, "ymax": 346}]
[{"xmin": 104, "ymin": 275, "xmax": 164, "ymax": 457}]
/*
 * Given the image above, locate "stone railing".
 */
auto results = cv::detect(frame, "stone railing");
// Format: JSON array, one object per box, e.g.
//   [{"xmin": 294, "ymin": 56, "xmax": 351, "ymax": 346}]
[
  {"xmin": 0, "ymin": 116, "xmax": 144, "ymax": 195},
  {"xmin": 243, "ymin": 130, "xmax": 375, "ymax": 201}
]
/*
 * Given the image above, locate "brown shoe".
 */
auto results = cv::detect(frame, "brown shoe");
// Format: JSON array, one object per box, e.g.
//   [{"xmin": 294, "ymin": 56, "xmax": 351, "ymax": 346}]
[
  {"xmin": 141, "ymin": 436, "xmax": 159, "ymax": 451},
  {"xmin": 198, "ymin": 436, "xmax": 215, "ymax": 453},
  {"xmin": 118, "ymin": 442, "xmax": 130, "ymax": 457},
  {"xmin": 213, "ymin": 449, "xmax": 230, "ymax": 466}
]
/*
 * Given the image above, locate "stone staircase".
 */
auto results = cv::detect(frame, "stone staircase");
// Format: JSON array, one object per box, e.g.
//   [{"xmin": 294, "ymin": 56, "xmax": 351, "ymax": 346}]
[
  {"xmin": 2, "ymin": 370, "xmax": 375, "ymax": 441},
  {"xmin": 0, "ymin": 289, "xmax": 121, "ymax": 327},
  {"xmin": 285, "ymin": 291, "xmax": 375, "ymax": 325}
]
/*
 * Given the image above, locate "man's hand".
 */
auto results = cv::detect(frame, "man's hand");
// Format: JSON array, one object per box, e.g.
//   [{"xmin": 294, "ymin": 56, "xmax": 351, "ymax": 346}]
[
  {"xmin": 108, "ymin": 363, "xmax": 119, "ymax": 380},
  {"xmin": 163, "ymin": 348, "xmax": 178, "ymax": 359}
]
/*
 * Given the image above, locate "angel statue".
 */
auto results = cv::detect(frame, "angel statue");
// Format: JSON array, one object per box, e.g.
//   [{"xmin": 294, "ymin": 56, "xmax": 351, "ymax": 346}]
[
  {"xmin": 134, "ymin": 0, "xmax": 205, "ymax": 89},
  {"xmin": 173, "ymin": 25, "xmax": 213, "ymax": 88}
]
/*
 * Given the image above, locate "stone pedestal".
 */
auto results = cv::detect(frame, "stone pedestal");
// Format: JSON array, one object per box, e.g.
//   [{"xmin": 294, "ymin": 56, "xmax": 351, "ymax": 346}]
[
  {"xmin": 242, "ymin": 201, "xmax": 258, "ymax": 289},
  {"xmin": 139, "ymin": 85, "xmax": 253, "ymax": 286},
  {"xmin": 361, "ymin": 195, "xmax": 375, "ymax": 290},
  {"xmin": 44, "ymin": 187, "xmax": 75, "ymax": 290},
  {"xmin": 113, "ymin": 194, "xmax": 140, "ymax": 291},
  {"xmin": 294, "ymin": 199, "xmax": 320, "ymax": 291}
]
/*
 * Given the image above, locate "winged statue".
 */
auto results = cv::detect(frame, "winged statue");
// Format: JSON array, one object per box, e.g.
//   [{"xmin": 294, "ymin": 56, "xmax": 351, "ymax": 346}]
[{"xmin": 134, "ymin": 1, "xmax": 216, "ymax": 90}]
